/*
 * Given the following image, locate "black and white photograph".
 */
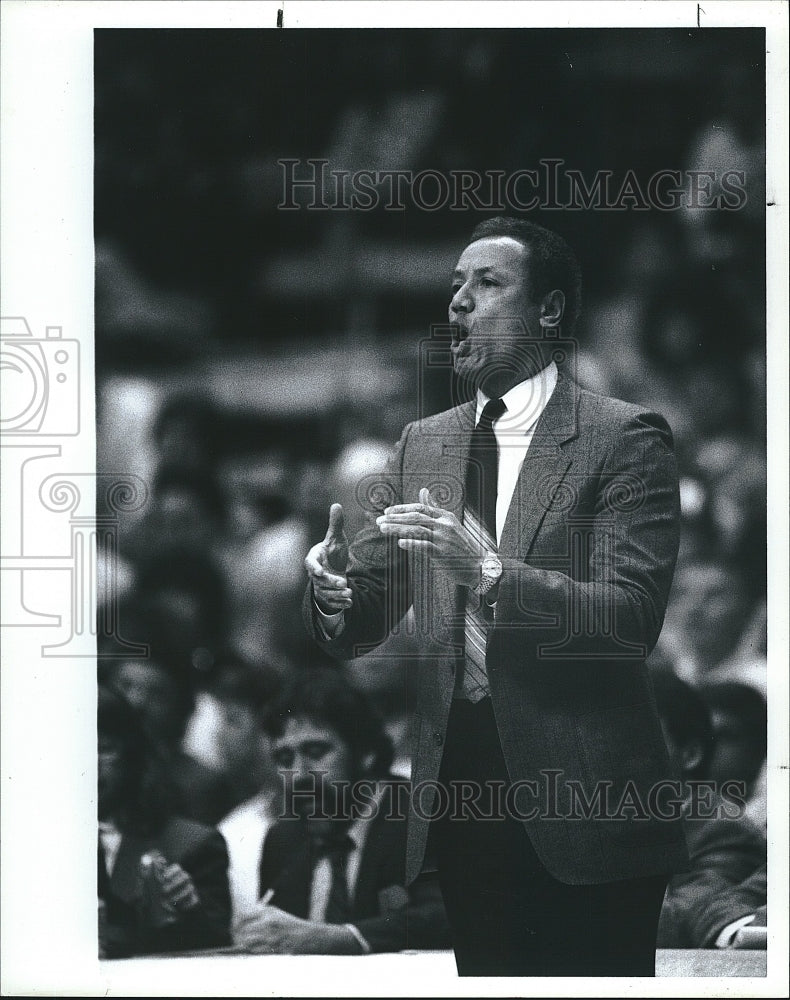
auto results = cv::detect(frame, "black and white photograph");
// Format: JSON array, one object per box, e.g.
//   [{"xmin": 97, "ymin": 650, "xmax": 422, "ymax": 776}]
[{"xmin": 1, "ymin": 2, "xmax": 788, "ymax": 996}]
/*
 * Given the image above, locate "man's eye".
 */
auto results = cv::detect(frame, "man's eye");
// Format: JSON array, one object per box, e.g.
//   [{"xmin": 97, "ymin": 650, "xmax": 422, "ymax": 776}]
[
  {"xmin": 480, "ymin": 278, "xmax": 498, "ymax": 287},
  {"xmin": 450, "ymin": 285, "xmax": 462, "ymax": 296}
]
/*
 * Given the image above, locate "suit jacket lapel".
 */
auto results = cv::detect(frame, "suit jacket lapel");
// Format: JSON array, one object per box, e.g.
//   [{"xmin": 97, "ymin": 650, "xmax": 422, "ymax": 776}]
[
  {"xmin": 500, "ymin": 371, "xmax": 579, "ymax": 559},
  {"xmin": 267, "ymin": 827, "xmax": 313, "ymax": 918}
]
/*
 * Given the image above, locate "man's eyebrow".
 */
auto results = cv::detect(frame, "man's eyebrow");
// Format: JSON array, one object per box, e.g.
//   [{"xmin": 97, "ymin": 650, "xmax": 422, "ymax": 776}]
[{"xmin": 451, "ymin": 265, "xmax": 500, "ymax": 279}]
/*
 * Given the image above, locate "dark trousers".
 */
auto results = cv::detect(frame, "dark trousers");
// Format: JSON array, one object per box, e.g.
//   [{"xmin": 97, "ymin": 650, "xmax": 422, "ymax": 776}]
[{"xmin": 430, "ymin": 697, "xmax": 668, "ymax": 977}]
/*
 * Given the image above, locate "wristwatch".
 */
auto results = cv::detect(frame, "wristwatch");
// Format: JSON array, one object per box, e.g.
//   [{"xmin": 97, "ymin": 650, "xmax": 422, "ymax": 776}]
[{"xmin": 474, "ymin": 553, "xmax": 503, "ymax": 597}]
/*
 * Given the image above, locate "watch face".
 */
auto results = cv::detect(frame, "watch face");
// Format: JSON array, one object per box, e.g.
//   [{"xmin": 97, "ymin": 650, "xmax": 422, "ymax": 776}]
[{"xmin": 482, "ymin": 556, "xmax": 502, "ymax": 577}]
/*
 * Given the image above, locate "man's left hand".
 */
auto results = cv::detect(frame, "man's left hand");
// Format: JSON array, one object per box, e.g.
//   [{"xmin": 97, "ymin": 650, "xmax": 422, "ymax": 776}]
[
  {"xmin": 234, "ymin": 905, "xmax": 361, "ymax": 955},
  {"xmin": 158, "ymin": 862, "xmax": 200, "ymax": 912},
  {"xmin": 376, "ymin": 487, "xmax": 484, "ymax": 589}
]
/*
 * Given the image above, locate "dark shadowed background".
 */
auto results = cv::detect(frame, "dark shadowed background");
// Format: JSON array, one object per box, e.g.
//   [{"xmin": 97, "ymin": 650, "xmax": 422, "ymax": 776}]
[{"xmin": 94, "ymin": 28, "xmax": 766, "ymax": 804}]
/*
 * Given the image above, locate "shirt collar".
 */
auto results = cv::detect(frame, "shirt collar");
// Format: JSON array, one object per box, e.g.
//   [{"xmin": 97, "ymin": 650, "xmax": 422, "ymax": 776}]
[{"xmin": 476, "ymin": 361, "xmax": 558, "ymax": 433}]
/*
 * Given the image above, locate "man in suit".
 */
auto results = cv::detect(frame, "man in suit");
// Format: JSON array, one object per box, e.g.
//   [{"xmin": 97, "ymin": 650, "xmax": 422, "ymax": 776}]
[
  {"xmin": 652, "ymin": 671, "xmax": 766, "ymax": 949},
  {"xmin": 233, "ymin": 668, "xmax": 450, "ymax": 954},
  {"xmin": 98, "ymin": 684, "xmax": 231, "ymax": 957},
  {"xmin": 304, "ymin": 216, "xmax": 689, "ymax": 975}
]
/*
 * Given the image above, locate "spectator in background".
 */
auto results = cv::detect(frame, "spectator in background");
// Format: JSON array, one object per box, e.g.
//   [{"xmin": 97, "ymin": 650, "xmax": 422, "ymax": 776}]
[
  {"xmin": 102, "ymin": 654, "xmax": 234, "ymax": 826},
  {"xmin": 98, "ymin": 684, "xmax": 231, "ymax": 957},
  {"xmin": 151, "ymin": 393, "xmax": 221, "ymax": 473},
  {"xmin": 233, "ymin": 669, "xmax": 450, "ymax": 954},
  {"xmin": 330, "ymin": 438, "xmax": 395, "ymax": 542},
  {"xmin": 692, "ymin": 434, "xmax": 767, "ymax": 593},
  {"xmin": 128, "ymin": 465, "xmax": 226, "ymax": 564},
  {"xmin": 657, "ymin": 558, "xmax": 752, "ymax": 683},
  {"xmin": 700, "ymin": 681, "xmax": 767, "ymax": 832},
  {"xmin": 220, "ymin": 455, "xmax": 311, "ymax": 670},
  {"xmin": 134, "ymin": 551, "xmax": 227, "ymax": 675},
  {"xmin": 209, "ymin": 658, "xmax": 282, "ymax": 813},
  {"xmin": 213, "ymin": 659, "xmax": 283, "ymax": 922},
  {"xmin": 652, "ymin": 671, "xmax": 766, "ymax": 949}
]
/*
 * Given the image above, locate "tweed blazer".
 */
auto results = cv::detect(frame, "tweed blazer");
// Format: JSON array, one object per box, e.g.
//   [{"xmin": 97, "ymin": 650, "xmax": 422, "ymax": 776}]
[{"xmin": 305, "ymin": 371, "xmax": 689, "ymax": 885}]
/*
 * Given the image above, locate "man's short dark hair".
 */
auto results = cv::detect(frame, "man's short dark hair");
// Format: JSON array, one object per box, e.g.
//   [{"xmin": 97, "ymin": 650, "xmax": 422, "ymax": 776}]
[
  {"xmin": 209, "ymin": 656, "xmax": 281, "ymax": 723},
  {"xmin": 468, "ymin": 216, "xmax": 582, "ymax": 334},
  {"xmin": 152, "ymin": 464, "xmax": 225, "ymax": 525},
  {"xmin": 153, "ymin": 393, "xmax": 219, "ymax": 451},
  {"xmin": 264, "ymin": 668, "xmax": 394, "ymax": 777},
  {"xmin": 135, "ymin": 550, "xmax": 226, "ymax": 639}
]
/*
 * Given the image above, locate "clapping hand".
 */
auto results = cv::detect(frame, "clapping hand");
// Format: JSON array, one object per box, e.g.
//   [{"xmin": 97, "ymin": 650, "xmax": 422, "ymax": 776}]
[
  {"xmin": 304, "ymin": 503, "xmax": 352, "ymax": 614},
  {"xmin": 375, "ymin": 487, "xmax": 485, "ymax": 589}
]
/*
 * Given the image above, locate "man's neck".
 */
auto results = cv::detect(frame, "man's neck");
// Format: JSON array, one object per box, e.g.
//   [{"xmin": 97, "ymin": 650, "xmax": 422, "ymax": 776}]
[{"xmin": 478, "ymin": 361, "xmax": 556, "ymax": 401}]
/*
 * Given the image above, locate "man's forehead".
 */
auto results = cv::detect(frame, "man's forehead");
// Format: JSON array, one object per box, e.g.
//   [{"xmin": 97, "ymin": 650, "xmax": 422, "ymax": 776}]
[
  {"xmin": 455, "ymin": 235, "xmax": 528, "ymax": 269},
  {"xmin": 277, "ymin": 716, "xmax": 341, "ymax": 744}
]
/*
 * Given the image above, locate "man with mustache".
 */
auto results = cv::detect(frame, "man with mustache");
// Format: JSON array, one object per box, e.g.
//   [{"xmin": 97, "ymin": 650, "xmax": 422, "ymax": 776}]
[
  {"xmin": 232, "ymin": 668, "xmax": 450, "ymax": 954},
  {"xmin": 304, "ymin": 217, "xmax": 689, "ymax": 976}
]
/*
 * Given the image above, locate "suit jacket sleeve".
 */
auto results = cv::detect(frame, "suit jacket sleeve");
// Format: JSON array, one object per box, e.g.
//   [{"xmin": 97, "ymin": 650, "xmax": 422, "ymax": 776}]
[
  {"xmin": 697, "ymin": 864, "xmax": 767, "ymax": 946},
  {"xmin": 153, "ymin": 824, "xmax": 232, "ymax": 952},
  {"xmin": 351, "ymin": 784, "xmax": 451, "ymax": 953},
  {"xmin": 353, "ymin": 872, "xmax": 451, "ymax": 953},
  {"xmin": 494, "ymin": 407, "xmax": 680, "ymax": 660},
  {"xmin": 657, "ymin": 817, "xmax": 766, "ymax": 948},
  {"xmin": 303, "ymin": 424, "xmax": 413, "ymax": 660}
]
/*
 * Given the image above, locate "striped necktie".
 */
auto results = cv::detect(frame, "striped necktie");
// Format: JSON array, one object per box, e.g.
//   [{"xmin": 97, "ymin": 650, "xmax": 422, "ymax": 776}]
[{"xmin": 460, "ymin": 397, "xmax": 506, "ymax": 702}]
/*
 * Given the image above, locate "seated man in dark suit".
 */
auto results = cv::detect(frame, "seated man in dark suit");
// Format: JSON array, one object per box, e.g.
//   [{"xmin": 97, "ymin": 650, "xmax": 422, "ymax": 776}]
[
  {"xmin": 102, "ymin": 649, "xmax": 234, "ymax": 826},
  {"xmin": 98, "ymin": 684, "xmax": 232, "ymax": 957},
  {"xmin": 652, "ymin": 671, "xmax": 767, "ymax": 949},
  {"xmin": 233, "ymin": 668, "xmax": 450, "ymax": 954}
]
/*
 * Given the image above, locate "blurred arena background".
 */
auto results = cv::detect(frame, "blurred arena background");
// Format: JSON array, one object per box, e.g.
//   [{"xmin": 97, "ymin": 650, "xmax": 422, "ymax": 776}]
[{"xmin": 94, "ymin": 28, "xmax": 767, "ymax": 817}]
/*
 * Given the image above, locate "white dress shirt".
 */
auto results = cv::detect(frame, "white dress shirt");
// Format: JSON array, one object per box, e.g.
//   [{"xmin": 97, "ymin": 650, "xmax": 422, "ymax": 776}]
[
  {"xmin": 475, "ymin": 360, "xmax": 559, "ymax": 545},
  {"xmin": 98, "ymin": 820, "xmax": 123, "ymax": 877},
  {"xmin": 308, "ymin": 788, "xmax": 385, "ymax": 954},
  {"xmin": 218, "ymin": 790, "xmax": 278, "ymax": 922}
]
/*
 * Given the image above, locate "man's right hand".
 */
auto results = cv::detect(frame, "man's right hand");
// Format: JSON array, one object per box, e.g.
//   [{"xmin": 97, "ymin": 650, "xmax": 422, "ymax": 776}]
[{"xmin": 304, "ymin": 503, "xmax": 353, "ymax": 614}]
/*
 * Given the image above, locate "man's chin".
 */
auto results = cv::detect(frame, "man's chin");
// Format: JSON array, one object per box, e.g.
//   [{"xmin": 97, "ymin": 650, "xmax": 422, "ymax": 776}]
[{"xmin": 451, "ymin": 355, "xmax": 484, "ymax": 390}]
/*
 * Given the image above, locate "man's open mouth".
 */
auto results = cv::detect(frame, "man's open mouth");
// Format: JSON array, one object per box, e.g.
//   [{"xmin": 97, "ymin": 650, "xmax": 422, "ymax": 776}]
[{"xmin": 450, "ymin": 323, "xmax": 470, "ymax": 348}]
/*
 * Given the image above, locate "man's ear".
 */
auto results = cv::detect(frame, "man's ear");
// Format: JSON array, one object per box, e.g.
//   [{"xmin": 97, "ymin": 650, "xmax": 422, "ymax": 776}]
[{"xmin": 539, "ymin": 289, "xmax": 565, "ymax": 330}]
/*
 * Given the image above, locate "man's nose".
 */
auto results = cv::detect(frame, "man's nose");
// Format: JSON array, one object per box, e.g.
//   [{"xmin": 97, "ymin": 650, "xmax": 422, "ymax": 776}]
[{"xmin": 450, "ymin": 282, "xmax": 473, "ymax": 314}]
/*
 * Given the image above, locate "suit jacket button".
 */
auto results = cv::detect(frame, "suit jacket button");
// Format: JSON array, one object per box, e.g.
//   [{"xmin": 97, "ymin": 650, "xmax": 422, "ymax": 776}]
[{"xmin": 433, "ymin": 732, "xmax": 444, "ymax": 747}]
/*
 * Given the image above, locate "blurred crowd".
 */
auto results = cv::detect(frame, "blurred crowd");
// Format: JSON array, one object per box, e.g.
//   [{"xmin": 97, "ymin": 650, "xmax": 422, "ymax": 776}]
[{"xmin": 94, "ymin": 29, "xmax": 768, "ymax": 957}]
